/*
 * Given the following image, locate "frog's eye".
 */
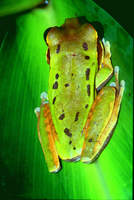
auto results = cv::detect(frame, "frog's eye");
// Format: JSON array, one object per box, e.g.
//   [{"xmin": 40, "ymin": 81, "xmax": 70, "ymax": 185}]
[
  {"xmin": 44, "ymin": 27, "xmax": 52, "ymax": 45},
  {"xmin": 90, "ymin": 21, "xmax": 104, "ymax": 39}
]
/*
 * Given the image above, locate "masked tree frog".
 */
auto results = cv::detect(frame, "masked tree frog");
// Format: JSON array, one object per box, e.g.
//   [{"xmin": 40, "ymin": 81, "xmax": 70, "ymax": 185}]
[{"xmin": 34, "ymin": 18, "xmax": 125, "ymax": 173}]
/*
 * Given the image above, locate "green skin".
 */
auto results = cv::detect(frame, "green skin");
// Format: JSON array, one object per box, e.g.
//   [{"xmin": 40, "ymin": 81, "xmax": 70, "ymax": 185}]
[
  {"xmin": 36, "ymin": 18, "xmax": 125, "ymax": 172},
  {"xmin": 46, "ymin": 18, "xmax": 113, "ymax": 160}
]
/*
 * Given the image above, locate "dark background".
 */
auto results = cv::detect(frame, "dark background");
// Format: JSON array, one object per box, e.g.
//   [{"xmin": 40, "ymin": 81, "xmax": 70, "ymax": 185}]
[
  {"xmin": 0, "ymin": 0, "xmax": 133, "ymax": 200},
  {"xmin": 94, "ymin": 0, "xmax": 133, "ymax": 37}
]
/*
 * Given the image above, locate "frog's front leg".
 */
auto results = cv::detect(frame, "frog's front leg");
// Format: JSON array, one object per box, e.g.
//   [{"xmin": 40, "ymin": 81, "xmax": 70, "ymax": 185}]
[
  {"xmin": 96, "ymin": 38, "xmax": 113, "ymax": 90},
  {"xmin": 81, "ymin": 66, "xmax": 125, "ymax": 163},
  {"xmin": 34, "ymin": 92, "xmax": 60, "ymax": 172}
]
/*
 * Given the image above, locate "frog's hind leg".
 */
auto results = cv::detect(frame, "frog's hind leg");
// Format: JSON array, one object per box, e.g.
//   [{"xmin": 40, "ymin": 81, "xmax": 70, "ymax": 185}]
[
  {"xmin": 35, "ymin": 92, "xmax": 61, "ymax": 173},
  {"xmin": 96, "ymin": 38, "xmax": 114, "ymax": 90},
  {"xmin": 81, "ymin": 66, "xmax": 125, "ymax": 163}
]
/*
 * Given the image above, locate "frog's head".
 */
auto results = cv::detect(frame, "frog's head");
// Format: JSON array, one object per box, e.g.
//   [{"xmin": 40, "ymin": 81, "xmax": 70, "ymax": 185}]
[
  {"xmin": 43, "ymin": 18, "xmax": 81, "ymax": 44},
  {"xmin": 44, "ymin": 17, "xmax": 98, "ymax": 49},
  {"xmin": 44, "ymin": 17, "xmax": 101, "ymax": 67}
]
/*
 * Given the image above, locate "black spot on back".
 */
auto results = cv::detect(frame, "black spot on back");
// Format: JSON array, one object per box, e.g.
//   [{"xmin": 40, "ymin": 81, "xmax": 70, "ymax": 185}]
[
  {"xmin": 85, "ymin": 56, "xmax": 90, "ymax": 60},
  {"xmin": 88, "ymin": 138, "xmax": 93, "ymax": 142},
  {"xmin": 59, "ymin": 113, "xmax": 65, "ymax": 120},
  {"xmin": 53, "ymin": 97, "xmax": 56, "ymax": 104},
  {"xmin": 53, "ymin": 81, "xmax": 58, "ymax": 89},
  {"xmin": 75, "ymin": 112, "xmax": 80, "ymax": 122},
  {"xmin": 65, "ymin": 83, "xmax": 70, "ymax": 87},
  {"xmin": 55, "ymin": 73, "xmax": 59, "ymax": 79},
  {"xmin": 73, "ymin": 147, "xmax": 76, "ymax": 150},
  {"xmin": 92, "ymin": 62, "xmax": 95, "ymax": 66},
  {"xmin": 72, "ymin": 73, "xmax": 74, "ymax": 76},
  {"xmin": 85, "ymin": 104, "xmax": 88, "ymax": 109},
  {"xmin": 64, "ymin": 128, "xmax": 72, "ymax": 137},
  {"xmin": 56, "ymin": 44, "xmax": 60, "ymax": 53},
  {"xmin": 44, "ymin": 27, "xmax": 52, "ymax": 44},
  {"xmin": 69, "ymin": 141, "xmax": 72, "ymax": 144},
  {"xmin": 85, "ymin": 68, "xmax": 90, "ymax": 80},
  {"xmin": 82, "ymin": 42, "xmax": 88, "ymax": 50},
  {"xmin": 87, "ymin": 84, "xmax": 90, "ymax": 96}
]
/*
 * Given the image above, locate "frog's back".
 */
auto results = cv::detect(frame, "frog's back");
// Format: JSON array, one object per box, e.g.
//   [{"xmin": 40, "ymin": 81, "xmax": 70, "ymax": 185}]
[{"xmin": 46, "ymin": 18, "xmax": 98, "ymax": 159}]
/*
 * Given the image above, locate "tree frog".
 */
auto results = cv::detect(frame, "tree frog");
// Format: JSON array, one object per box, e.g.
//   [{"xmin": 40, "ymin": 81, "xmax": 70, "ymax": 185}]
[{"xmin": 35, "ymin": 18, "xmax": 125, "ymax": 173}]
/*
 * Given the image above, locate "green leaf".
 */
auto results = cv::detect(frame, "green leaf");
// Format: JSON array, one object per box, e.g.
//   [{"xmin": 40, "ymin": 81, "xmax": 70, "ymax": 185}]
[
  {"xmin": 0, "ymin": 0, "xmax": 133, "ymax": 199},
  {"xmin": 0, "ymin": 0, "xmax": 43, "ymax": 16}
]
